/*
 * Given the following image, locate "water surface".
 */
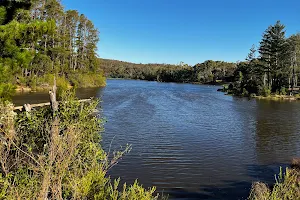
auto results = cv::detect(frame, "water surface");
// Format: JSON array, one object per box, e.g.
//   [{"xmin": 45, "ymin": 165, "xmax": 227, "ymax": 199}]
[{"xmin": 12, "ymin": 79, "xmax": 300, "ymax": 199}]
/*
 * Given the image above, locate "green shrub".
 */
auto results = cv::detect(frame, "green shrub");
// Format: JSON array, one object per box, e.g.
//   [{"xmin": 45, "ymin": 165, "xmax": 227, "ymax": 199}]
[
  {"xmin": 295, "ymin": 93, "xmax": 300, "ymax": 99},
  {"xmin": 16, "ymin": 76, "xmax": 27, "ymax": 86},
  {"xmin": 68, "ymin": 72, "xmax": 106, "ymax": 88},
  {"xmin": 222, "ymin": 85, "xmax": 228, "ymax": 92},
  {"xmin": 259, "ymin": 86, "xmax": 271, "ymax": 97},
  {"xmin": 0, "ymin": 94, "xmax": 159, "ymax": 200},
  {"xmin": 28, "ymin": 76, "xmax": 37, "ymax": 91},
  {"xmin": 56, "ymin": 76, "xmax": 71, "ymax": 99},
  {"xmin": 0, "ymin": 83, "xmax": 16, "ymax": 101},
  {"xmin": 249, "ymin": 167, "xmax": 300, "ymax": 200},
  {"xmin": 38, "ymin": 73, "xmax": 55, "ymax": 86},
  {"xmin": 280, "ymin": 87, "xmax": 287, "ymax": 95},
  {"xmin": 0, "ymin": 6, "xmax": 6, "ymax": 25}
]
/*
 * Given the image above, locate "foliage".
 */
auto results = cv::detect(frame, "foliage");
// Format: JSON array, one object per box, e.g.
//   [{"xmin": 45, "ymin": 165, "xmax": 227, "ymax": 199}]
[
  {"xmin": 259, "ymin": 86, "xmax": 271, "ymax": 97},
  {"xmin": 0, "ymin": 93, "xmax": 159, "ymax": 199},
  {"xmin": 279, "ymin": 87, "xmax": 287, "ymax": 95},
  {"xmin": 0, "ymin": 0, "xmax": 106, "ymax": 90},
  {"xmin": 193, "ymin": 60, "xmax": 236, "ymax": 83},
  {"xmin": 231, "ymin": 21, "xmax": 300, "ymax": 97},
  {"xmin": 100, "ymin": 58, "xmax": 236, "ymax": 84},
  {"xmin": 0, "ymin": 83, "xmax": 16, "ymax": 100},
  {"xmin": 68, "ymin": 72, "xmax": 106, "ymax": 88},
  {"xmin": 249, "ymin": 167, "xmax": 300, "ymax": 200},
  {"xmin": 0, "ymin": 6, "xmax": 6, "ymax": 25}
]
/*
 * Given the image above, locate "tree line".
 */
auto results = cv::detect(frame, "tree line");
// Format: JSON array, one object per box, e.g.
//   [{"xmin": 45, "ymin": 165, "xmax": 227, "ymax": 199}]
[
  {"xmin": 100, "ymin": 58, "xmax": 236, "ymax": 84},
  {"xmin": 0, "ymin": 0, "xmax": 105, "ymax": 100},
  {"xmin": 102, "ymin": 21, "xmax": 300, "ymax": 98},
  {"xmin": 230, "ymin": 21, "xmax": 300, "ymax": 97}
]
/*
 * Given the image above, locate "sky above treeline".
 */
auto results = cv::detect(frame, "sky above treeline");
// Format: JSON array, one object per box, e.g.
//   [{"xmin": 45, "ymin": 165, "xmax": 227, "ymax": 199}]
[{"xmin": 62, "ymin": 0, "xmax": 300, "ymax": 65}]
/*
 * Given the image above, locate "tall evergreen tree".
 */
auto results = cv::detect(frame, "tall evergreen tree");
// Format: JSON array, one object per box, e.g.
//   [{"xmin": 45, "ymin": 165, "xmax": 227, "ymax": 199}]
[
  {"xmin": 259, "ymin": 21, "xmax": 290, "ymax": 92},
  {"xmin": 287, "ymin": 34, "xmax": 300, "ymax": 89}
]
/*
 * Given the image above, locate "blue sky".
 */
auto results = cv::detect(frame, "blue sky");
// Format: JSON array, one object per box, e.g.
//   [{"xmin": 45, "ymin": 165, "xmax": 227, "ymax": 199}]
[{"xmin": 62, "ymin": 0, "xmax": 300, "ymax": 65}]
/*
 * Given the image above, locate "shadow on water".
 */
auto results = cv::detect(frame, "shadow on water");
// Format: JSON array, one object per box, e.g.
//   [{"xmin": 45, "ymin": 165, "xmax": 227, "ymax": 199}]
[
  {"xmin": 167, "ymin": 163, "xmax": 288, "ymax": 200},
  {"xmin": 167, "ymin": 181, "xmax": 251, "ymax": 200}
]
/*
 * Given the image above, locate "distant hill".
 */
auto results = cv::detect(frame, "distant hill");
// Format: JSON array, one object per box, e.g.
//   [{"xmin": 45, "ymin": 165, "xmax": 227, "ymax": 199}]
[{"xmin": 99, "ymin": 58, "xmax": 236, "ymax": 84}]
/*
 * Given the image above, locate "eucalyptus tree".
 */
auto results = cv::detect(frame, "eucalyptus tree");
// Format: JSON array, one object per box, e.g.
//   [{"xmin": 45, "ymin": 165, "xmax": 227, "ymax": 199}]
[{"xmin": 0, "ymin": 0, "xmax": 104, "ymax": 92}]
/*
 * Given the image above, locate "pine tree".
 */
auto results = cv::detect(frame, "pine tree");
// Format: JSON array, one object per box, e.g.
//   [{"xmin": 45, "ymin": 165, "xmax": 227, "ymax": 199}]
[
  {"xmin": 259, "ymin": 21, "xmax": 289, "ymax": 92},
  {"xmin": 286, "ymin": 34, "xmax": 300, "ymax": 90}
]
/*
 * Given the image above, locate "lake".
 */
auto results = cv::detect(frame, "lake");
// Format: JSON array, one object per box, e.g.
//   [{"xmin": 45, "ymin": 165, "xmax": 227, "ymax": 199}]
[{"xmin": 12, "ymin": 79, "xmax": 300, "ymax": 200}]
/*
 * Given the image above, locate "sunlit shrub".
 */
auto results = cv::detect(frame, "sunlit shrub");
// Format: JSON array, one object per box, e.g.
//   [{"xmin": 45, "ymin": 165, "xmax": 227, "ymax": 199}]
[
  {"xmin": 38, "ymin": 73, "xmax": 55, "ymax": 86},
  {"xmin": 242, "ymin": 88, "xmax": 249, "ymax": 97},
  {"xmin": 249, "ymin": 167, "xmax": 300, "ymax": 200},
  {"xmin": 0, "ymin": 93, "xmax": 159, "ymax": 200},
  {"xmin": 259, "ymin": 86, "xmax": 271, "ymax": 97},
  {"xmin": 68, "ymin": 72, "xmax": 106, "ymax": 88},
  {"xmin": 56, "ymin": 76, "xmax": 71, "ymax": 99}
]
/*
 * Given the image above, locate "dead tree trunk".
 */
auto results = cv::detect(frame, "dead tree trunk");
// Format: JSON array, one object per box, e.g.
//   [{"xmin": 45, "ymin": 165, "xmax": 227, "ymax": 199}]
[{"xmin": 39, "ymin": 78, "xmax": 61, "ymax": 200}]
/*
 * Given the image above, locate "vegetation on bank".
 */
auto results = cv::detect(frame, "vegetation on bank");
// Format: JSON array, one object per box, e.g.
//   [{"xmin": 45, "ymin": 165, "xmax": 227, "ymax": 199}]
[
  {"xmin": 249, "ymin": 160, "xmax": 300, "ymax": 200},
  {"xmin": 0, "ymin": 85, "xmax": 160, "ymax": 199},
  {"xmin": 0, "ymin": 0, "xmax": 106, "ymax": 100},
  {"xmin": 227, "ymin": 21, "xmax": 300, "ymax": 98},
  {"xmin": 100, "ymin": 58, "xmax": 236, "ymax": 84}
]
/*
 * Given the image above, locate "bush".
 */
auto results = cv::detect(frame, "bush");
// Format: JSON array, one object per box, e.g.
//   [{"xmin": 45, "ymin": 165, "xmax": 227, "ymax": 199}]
[
  {"xmin": 0, "ymin": 83, "xmax": 16, "ymax": 101},
  {"xmin": 56, "ymin": 76, "xmax": 71, "ymax": 99},
  {"xmin": 295, "ymin": 93, "xmax": 300, "ymax": 99},
  {"xmin": 38, "ymin": 73, "xmax": 55, "ymax": 87},
  {"xmin": 259, "ymin": 86, "xmax": 271, "ymax": 97},
  {"xmin": 280, "ymin": 87, "xmax": 287, "ymax": 95},
  {"xmin": 27, "ymin": 76, "xmax": 37, "ymax": 91},
  {"xmin": 0, "ymin": 94, "xmax": 159, "ymax": 199},
  {"xmin": 68, "ymin": 72, "xmax": 106, "ymax": 88},
  {"xmin": 249, "ymin": 167, "xmax": 300, "ymax": 200}
]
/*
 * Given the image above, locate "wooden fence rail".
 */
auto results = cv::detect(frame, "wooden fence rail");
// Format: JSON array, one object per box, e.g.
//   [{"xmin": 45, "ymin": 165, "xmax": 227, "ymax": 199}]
[{"xmin": 13, "ymin": 99, "xmax": 92, "ymax": 111}]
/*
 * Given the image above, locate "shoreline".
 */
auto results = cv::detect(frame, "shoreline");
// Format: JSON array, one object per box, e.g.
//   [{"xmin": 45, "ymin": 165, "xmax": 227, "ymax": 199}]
[
  {"xmin": 254, "ymin": 94, "xmax": 299, "ymax": 101},
  {"xmin": 217, "ymin": 86, "xmax": 300, "ymax": 101},
  {"xmin": 15, "ymin": 84, "xmax": 106, "ymax": 94},
  {"xmin": 107, "ymin": 77, "xmax": 227, "ymax": 86}
]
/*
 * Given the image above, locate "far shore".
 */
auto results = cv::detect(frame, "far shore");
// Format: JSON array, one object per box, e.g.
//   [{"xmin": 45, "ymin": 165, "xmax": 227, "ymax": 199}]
[
  {"xmin": 15, "ymin": 84, "xmax": 106, "ymax": 94},
  {"xmin": 254, "ymin": 94, "xmax": 299, "ymax": 101}
]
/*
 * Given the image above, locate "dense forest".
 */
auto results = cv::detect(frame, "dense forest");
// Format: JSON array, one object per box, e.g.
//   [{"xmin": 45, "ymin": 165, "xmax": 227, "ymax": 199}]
[
  {"xmin": 0, "ymin": 0, "xmax": 105, "ymax": 100},
  {"xmin": 229, "ymin": 21, "xmax": 300, "ymax": 97},
  {"xmin": 101, "ymin": 58, "xmax": 236, "ymax": 84}
]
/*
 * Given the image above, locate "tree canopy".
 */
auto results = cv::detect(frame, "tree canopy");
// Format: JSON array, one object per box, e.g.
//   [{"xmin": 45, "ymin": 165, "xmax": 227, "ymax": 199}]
[
  {"xmin": 101, "ymin": 58, "xmax": 236, "ymax": 84},
  {"xmin": 227, "ymin": 21, "xmax": 300, "ymax": 96},
  {"xmin": 0, "ymin": 0, "xmax": 105, "ymax": 99}
]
